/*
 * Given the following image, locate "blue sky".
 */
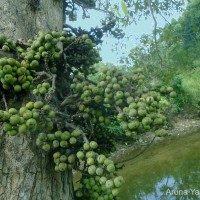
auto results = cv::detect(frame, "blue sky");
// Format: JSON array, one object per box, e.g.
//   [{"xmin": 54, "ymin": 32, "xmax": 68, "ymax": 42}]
[{"xmin": 68, "ymin": 6, "xmax": 182, "ymax": 65}]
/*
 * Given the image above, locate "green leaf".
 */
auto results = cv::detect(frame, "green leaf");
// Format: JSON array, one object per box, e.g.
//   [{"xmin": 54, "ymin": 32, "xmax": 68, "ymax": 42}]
[
  {"xmin": 110, "ymin": 7, "xmax": 121, "ymax": 18},
  {"xmin": 121, "ymin": 1, "xmax": 128, "ymax": 16}
]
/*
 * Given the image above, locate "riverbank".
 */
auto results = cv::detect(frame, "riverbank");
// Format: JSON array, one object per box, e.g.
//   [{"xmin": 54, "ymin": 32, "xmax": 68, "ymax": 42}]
[{"xmin": 111, "ymin": 114, "xmax": 200, "ymax": 160}]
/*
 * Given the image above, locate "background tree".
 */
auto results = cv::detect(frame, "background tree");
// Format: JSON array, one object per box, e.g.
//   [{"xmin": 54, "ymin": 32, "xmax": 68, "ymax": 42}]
[{"xmin": 125, "ymin": 0, "xmax": 200, "ymax": 112}]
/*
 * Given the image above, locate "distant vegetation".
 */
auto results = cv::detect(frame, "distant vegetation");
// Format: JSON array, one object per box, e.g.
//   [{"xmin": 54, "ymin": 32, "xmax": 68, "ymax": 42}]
[{"xmin": 124, "ymin": 0, "xmax": 200, "ymax": 113}]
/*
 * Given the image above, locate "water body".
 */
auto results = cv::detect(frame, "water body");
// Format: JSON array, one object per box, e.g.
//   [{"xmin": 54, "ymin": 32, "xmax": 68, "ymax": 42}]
[{"xmin": 117, "ymin": 131, "xmax": 200, "ymax": 200}]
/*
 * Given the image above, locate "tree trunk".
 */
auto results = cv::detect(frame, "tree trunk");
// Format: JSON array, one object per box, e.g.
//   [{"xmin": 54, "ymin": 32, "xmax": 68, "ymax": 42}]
[
  {"xmin": 0, "ymin": 1, "xmax": 75, "ymax": 200},
  {"xmin": 0, "ymin": 0, "xmax": 64, "ymax": 40}
]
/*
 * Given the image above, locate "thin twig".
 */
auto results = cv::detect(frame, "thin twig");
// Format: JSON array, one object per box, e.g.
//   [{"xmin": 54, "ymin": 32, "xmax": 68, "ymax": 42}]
[
  {"xmin": 33, "ymin": 71, "xmax": 52, "ymax": 80},
  {"xmin": 73, "ymin": 0, "xmax": 112, "ymax": 14},
  {"xmin": 45, "ymin": 74, "xmax": 57, "ymax": 101},
  {"xmin": 16, "ymin": 39, "xmax": 31, "ymax": 48},
  {"xmin": 158, "ymin": 12, "xmax": 171, "ymax": 24},
  {"xmin": 3, "ymin": 93, "xmax": 8, "ymax": 111},
  {"xmin": 56, "ymin": 111, "xmax": 70, "ymax": 118},
  {"xmin": 60, "ymin": 94, "xmax": 79, "ymax": 107},
  {"xmin": 148, "ymin": 0, "xmax": 163, "ymax": 68}
]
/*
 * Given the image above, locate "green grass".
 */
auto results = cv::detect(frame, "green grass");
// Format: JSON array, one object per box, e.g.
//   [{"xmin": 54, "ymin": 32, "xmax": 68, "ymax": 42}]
[{"xmin": 181, "ymin": 67, "xmax": 200, "ymax": 106}]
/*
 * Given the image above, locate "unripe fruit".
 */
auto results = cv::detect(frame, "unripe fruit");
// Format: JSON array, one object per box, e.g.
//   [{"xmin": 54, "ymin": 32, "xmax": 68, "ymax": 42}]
[
  {"xmin": 112, "ymin": 188, "xmax": 120, "ymax": 196},
  {"xmin": 68, "ymin": 154, "xmax": 76, "ymax": 163},
  {"xmin": 42, "ymin": 144, "xmax": 51, "ymax": 152},
  {"xmin": 22, "ymin": 81, "xmax": 31, "ymax": 90},
  {"xmin": 54, "ymin": 158, "xmax": 60, "ymax": 165},
  {"xmin": 154, "ymin": 118, "xmax": 163, "ymax": 125},
  {"xmin": 106, "ymin": 163, "xmax": 115, "ymax": 173},
  {"xmin": 87, "ymin": 157, "xmax": 94, "ymax": 165},
  {"xmin": 54, "ymin": 165, "xmax": 60, "ymax": 172},
  {"xmin": 52, "ymin": 140, "xmax": 60, "ymax": 148},
  {"xmin": 76, "ymin": 151, "xmax": 85, "ymax": 160},
  {"xmin": 86, "ymin": 151, "xmax": 96, "ymax": 158},
  {"xmin": 96, "ymin": 167, "xmax": 104, "ymax": 176},
  {"xmin": 30, "ymin": 60, "xmax": 39, "ymax": 70},
  {"xmin": 2, "ymin": 111, "xmax": 11, "ymax": 120},
  {"xmin": 26, "ymin": 102, "xmax": 34, "ymax": 110},
  {"xmin": 53, "ymin": 152, "xmax": 61, "ymax": 159},
  {"xmin": 10, "ymin": 115, "xmax": 21, "ymax": 125},
  {"xmin": 18, "ymin": 124, "xmax": 27, "ymax": 134},
  {"xmin": 38, "ymin": 132, "xmax": 47, "ymax": 141},
  {"xmin": 83, "ymin": 143, "xmax": 90, "ymax": 151},
  {"xmin": 50, "ymin": 67, "xmax": 57, "ymax": 74},
  {"xmin": 104, "ymin": 159, "xmax": 113, "ymax": 166},
  {"xmin": 49, "ymin": 111, "xmax": 55, "ymax": 118},
  {"xmin": 99, "ymin": 176, "xmax": 107, "ymax": 185},
  {"xmin": 69, "ymin": 137, "xmax": 77, "ymax": 145},
  {"xmin": 45, "ymin": 33, "xmax": 53, "ymax": 41},
  {"xmin": 128, "ymin": 120, "xmax": 140, "ymax": 130},
  {"xmin": 105, "ymin": 180, "xmax": 114, "ymax": 189},
  {"xmin": 36, "ymin": 138, "xmax": 42, "ymax": 146},
  {"xmin": 19, "ymin": 107, "xmax": 27, "ymax": 116},
  {"xmin": 8, "ymin": 108, "xmax": 17, "ymax": 115},
  {"xmin": 71, "ymin": 129, "xmax": 81, "ymax": 138},
  {"xmin": 79, "ymin": 104, "xmax": 85, "ymax": 111},
  {"xmin": 47, "ymin": 134, "xmax": 55, "ymax": 141},
  {"xmin": 60, "ymin": 140, "xmax": 68, "ymax": 148},
  {"xmin": 3, "ymin": 65, "xmax": 12, "ymax": 74},
  {"xmin": 137, "ymin": 108, "xmax": 147, "ymax": 117},
  {"xmin": 97, "ymin": 154, "xmax": 106, "ymax": 164},
  {"xmin": 42, "ymin": 105, "xmax": 51, "ymax": 112},
  {"xmin": 75, "ymin": 190, "xmax": 83, "ymax": 198},
  {"xmin": 33, "ymin": 89, "xmax": 39, "ymax": 95},
  {"xmin": 55, "ymin": 131, "xmax": 62, "ymax": 138},
  {"xmin": 60, "ymin": 155, "xmax": 67, "ymax": 162},
  {"xmin": 23, "ymin": 110, "xmax": 33, "ymax": 120},
  {"xmin": 44, "ymin": 42, "xmax": 52, "ymax": 50},
  {"xmin": 39, "ymin": 86, "xmax": 47, "ymax": 95},
  {"xmin": 61, "ymin": 131, "xmax": 70, "ymax": 140},
  {"xmin": 32, "ymin": 111, "xmax": 40, "ymax": 119},
  {"xmin": 89, "ymin": 141, "xmax": 98, "ymax": 149},
  {"xmin": 8, "ymin": 129, "xmax": 17, "ymax": 136},
  {"xmin": 88, "ymin": 165, "xmax": 96, "ymax": 175},
  {"xmin": 3, "ymin": 123, "xmax": 12, "ymax": 132},
  {"xmin": 129, "ymin": 108, "xmax": 137, "ymax": 117},
  {"xmin": 58, "ymin": 163, "xmax": 68, "ymax": 172},
  {"xmin": 170, "ymin": 91, "xmax": 177, "ymax": 98},
  {"xmin": 114, "ymin": 176, "xmax": 125, "ymax": 187},
  {"xmin": 34, "ymin": 101, "xmax": 44, "ymax": 109},
  {"xmin": 2, "ymin": 84, "xmax": 11, "ymax": 90},
  {"xmin": 26, "ymin": 118, "xmax": 37, "ymax": 127},
  {"xmin": 125, "ymin": 131, "xmax": 133, "ymax": 137}
]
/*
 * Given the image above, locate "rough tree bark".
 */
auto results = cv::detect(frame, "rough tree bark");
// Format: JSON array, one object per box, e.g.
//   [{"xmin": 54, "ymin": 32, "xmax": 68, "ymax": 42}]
[{"xmin": 0, "ymin": 1, "xmax": 74, "ymax": 200}]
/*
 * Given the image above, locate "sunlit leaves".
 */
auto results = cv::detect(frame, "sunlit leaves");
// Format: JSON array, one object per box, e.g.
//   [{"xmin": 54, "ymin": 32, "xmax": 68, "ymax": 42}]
[{"xmin": 121, "ymin": 1, "xmax": 129, "ymax": 16}]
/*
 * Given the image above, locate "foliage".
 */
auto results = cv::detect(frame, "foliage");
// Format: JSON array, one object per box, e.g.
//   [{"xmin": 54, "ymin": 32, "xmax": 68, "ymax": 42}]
[
  {"xmin": 171, "ymin": 68, "xmax": 200, "ymax": 111},
  {"xmin": 123, "ymin": 0, "xmax": 200, "ymax": 112},
  {"xmin": 63, "ymin": 0, "xmax": 187, "ymax": 47}
]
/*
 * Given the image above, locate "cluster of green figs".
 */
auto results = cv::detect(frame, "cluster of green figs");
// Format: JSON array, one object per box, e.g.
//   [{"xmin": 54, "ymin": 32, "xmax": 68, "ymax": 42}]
[
  {"xmin": 0, "ymin": 30, "xmax": 100, "ymax": 77},
  {"xmin": 70, "ymin": 66, "xmax": 176, "ymax": 137},
  {"xmin": 0, "ymin": 57, "xmax": 34, "ymax": 92},
  {"xmin": 75, "ymin": 141, "xmax": 124, "ymax": 200},
  {"xmin": 0, "ymin": 101, "xmax": 55, "ymax": 136}
]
